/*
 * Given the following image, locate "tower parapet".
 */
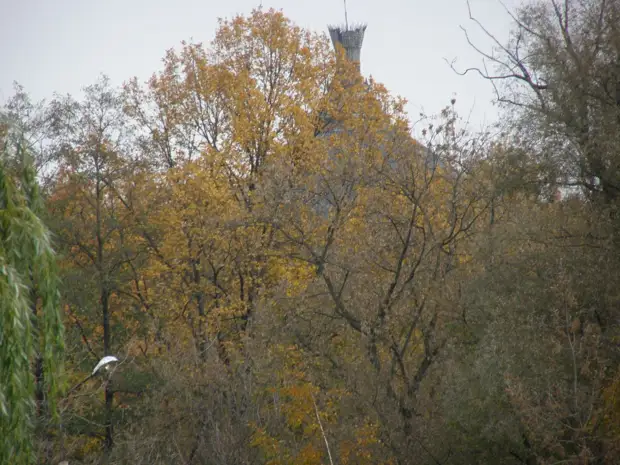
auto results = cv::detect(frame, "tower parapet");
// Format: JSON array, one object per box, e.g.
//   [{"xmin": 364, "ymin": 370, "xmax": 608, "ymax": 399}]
[{"xmin": 328, "ymin": 24, "xmax": 366, "ymax": 72}]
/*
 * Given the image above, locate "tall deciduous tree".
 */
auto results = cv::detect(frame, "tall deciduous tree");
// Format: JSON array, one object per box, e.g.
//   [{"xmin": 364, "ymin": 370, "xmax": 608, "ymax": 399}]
[
  {"xmin": 47, "ymin": 76, "xmax": 145, "ymax": 455},
  {"xmin": 458, "ymin": 0, "xmax": 620, "ymax": 203},
  {"xmin": 456, "ymin": 1, "xmax": 620, "ymax": 461}
]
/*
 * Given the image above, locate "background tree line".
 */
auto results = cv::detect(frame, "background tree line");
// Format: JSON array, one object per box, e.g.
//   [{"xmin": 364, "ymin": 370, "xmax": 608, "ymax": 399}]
[{"xmin": 2, "ymin": 1, "xmax": 620, "ymax": 463}]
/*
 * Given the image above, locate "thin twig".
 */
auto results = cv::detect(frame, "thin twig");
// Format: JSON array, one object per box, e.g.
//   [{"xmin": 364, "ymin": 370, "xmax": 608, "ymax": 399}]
[{"xmin": 311, "ymin": 393, "xmax": 334, "ymax": 465}]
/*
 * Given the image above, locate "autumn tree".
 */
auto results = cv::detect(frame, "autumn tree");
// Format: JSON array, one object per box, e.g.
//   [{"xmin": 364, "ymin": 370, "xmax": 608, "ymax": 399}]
[
  {"xmin": 121, "ymin": 8, "xmax": 336, "ymax": 355},
  {"xmin": 118, "ymin": 9, "xmax": 500, "ymax": 463},
  {"xmin": 445, "ymin": 1, "xmax": 620, "ymax": 461},
  {"xmin": 107, "ymin": 10, "xmax": 339, "ymax": 463},
  {"xmin": 46, "ymin": 76, "xmax": 149, "ymax": 456},
  {"xmin": 250, "ymin": 63, "xmax": 494, "ymax": 462},
  {"xmin": 458, "ymin": 0, "xmax": 620, "ymax": 203}
]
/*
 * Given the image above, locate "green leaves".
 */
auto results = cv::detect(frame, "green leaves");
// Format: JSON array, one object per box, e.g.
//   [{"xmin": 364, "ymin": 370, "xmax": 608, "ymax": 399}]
[
  {"xmin": 0, "ymin": 256, "xmax": 35, "ymax": 465},
  {"xmin": 0, "ymin": 147, "xmax": 64, "ymax": 465}
]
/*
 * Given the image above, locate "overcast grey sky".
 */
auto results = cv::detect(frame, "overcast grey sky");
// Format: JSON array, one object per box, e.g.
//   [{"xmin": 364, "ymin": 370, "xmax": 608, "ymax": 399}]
[{"xmin": 1, "ymin": 0, "xmax": 520, "ymax": 129}]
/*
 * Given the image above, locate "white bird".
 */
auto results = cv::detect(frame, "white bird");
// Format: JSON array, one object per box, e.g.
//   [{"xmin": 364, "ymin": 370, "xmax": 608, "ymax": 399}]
[{"xmin": 92, "ymin": 356, "xmax": 119, "ymax": 375}]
